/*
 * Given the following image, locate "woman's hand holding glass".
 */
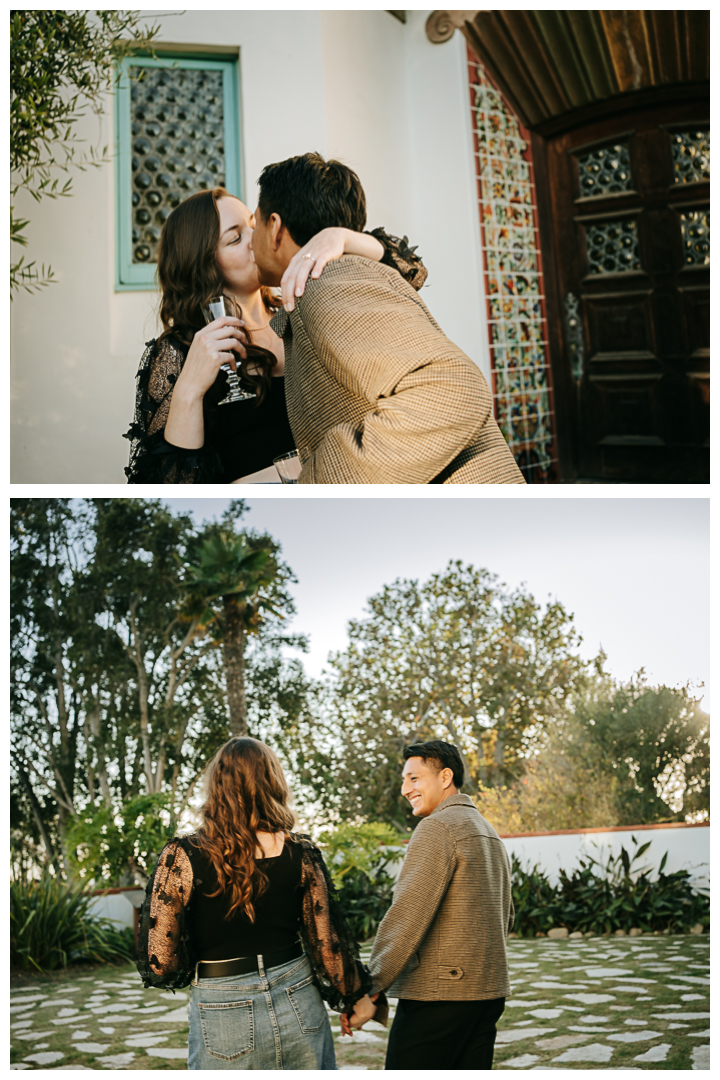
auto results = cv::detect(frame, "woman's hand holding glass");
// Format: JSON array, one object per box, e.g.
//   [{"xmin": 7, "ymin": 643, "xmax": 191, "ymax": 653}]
[{"xmin": 175, "ymin": 315, "xmax": 247, "ymax": 402}]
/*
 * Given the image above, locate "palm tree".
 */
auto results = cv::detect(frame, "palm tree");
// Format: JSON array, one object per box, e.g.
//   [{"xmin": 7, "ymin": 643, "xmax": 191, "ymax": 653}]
[{"xmin": 182, "ymin": 530, "xmax": 278, "ymax": 735}]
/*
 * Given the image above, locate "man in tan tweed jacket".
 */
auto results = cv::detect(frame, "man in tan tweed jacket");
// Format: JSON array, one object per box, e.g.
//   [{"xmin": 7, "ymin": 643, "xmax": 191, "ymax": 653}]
[
  {"xmin": 343, "ymin": 740, "xmax": 514, "ymax": 1070},
  {"xmin": 251, "ymin": 152, "xmax": 525, "ymax": 485}
]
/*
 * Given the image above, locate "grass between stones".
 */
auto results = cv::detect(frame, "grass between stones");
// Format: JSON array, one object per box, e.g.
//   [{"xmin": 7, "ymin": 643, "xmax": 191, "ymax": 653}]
[{"xmin": 10, "ymin": 935, "xmax": 709, "ymax": 1070}]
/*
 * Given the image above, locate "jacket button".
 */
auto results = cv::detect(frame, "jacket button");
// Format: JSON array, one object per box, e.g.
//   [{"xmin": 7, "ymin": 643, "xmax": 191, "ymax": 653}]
[{"xmin": 450, "ymin": 969, "xmax": 457, "ymax": 976}]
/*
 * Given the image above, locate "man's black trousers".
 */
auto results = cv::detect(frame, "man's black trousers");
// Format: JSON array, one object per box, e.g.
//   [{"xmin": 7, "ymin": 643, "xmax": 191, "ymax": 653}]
[{"xmin": 384, "ymin": 996, "xmax": 506, "ymax": 1070}]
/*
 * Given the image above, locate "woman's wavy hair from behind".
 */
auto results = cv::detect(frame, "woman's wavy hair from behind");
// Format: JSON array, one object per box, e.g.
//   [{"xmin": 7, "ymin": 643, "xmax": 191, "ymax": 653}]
[
  {"xmin": 156, "ymin": 188, "xmax": 280, "ymax": 403},
  {"xmin": 192, "ymin": 737, "xmax": 296, "ymax": 921}
]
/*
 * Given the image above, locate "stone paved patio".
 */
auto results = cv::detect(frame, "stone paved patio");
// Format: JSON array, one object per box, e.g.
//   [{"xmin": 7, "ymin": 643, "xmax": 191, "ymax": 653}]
[{"xmin": 10, "ymin": 934, "xmax": 709, "ymax": 1070}]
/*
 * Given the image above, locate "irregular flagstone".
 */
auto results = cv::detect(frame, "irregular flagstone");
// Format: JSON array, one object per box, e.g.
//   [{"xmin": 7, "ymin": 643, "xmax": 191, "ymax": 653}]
[
  {"xmin": 11, "ymin": 1022, "xmax": 34, "ymax": 1030},
  {"xmin": 337, "ymin": 1032, "xmax": 383, "ymax": 1044},
  {"xmin": 506, "ymin": 999, "xmax": 549, "ymax": 1008},
  {"xmin": 532, "ymin": 982, "xmax": 589, "ymax": 990},
  {"xmin": 634, "ymin": 1043, "xmax": 670, "ymax": 1062},
  {"xmin": 125, "ymin": 1034, "xmax": 170, "ymax": 1047},
  {"xmin": 681, "ymin": 994, "xmax": 707, "ymax": 1002},
  {"xmin": 11, "ymin": 1004, "xmax": 40, "ymax": 1014},
  {"xmin": 691, "ymin": 1044, "xmax": 709, "ymax": 1069},
  {"xmin": 145, "ymin": 1048, "xmax": 188, "ymax": 1059},
  {"xmin": 15, "ymin": 1031, "xmax": 54, "ymax": 1040},
  {"xmin": 503, "ymin": 1054, "xmax": 541, "ymax": 1067},
  {"xmin": 686, "ymin": 1030, "xmax": 711, "ymax": 1038},
  {"xmin": 563, "ymin": 993, "xmax": 616, "ymax": 1005},
  {"xmin": 72, "ymin": 1042, "xmax": 111, "ymax": 1052},
  {"xmin": 37, "ymin": 999, "xmax": 77, "ymax": 1008},
  {"xmin": 577, "ymin": 1015, "xmax": 610, "ymax": 1023},
  {"xmin": 71, "ymin": 1030, "xmax": 92, "ymax": 1039},
  {"xmin": 140, "ymin": 1005, "xmax": 188, "ymax": 1023},
  {"xmin": 528, "ymin": 1009, "xmax": 565, "ymax": 1019},
  {"xmin": 552, "ymin": 1043, "xmax": 614, "ymax": 1063},
  {"xmin": 609, "ymin": 985, "xmax": 653, "ymax": 993},
  {"xmin": 55, "ymin": 1009, "xmax": 80, "ymax": 1017},
  {"xmin": 23, "ymin": 1052, "xmax": 64, "ymax": 1065},
  {"xmin": 568, "ymin": 1026, "xmax": 619, "ymax": 1034},
  {"xmin": 87, "ymin": 1003, "xmax": 140, "ymax": 1014},
  {"xmin": 11, "ymin": 996, "xmax": 47, "ymax": 1005},
  {"xmin": 607, "ymin": 1030, "xmax": 664, "ymax": 1042},
  {"xmin": 496, "ymin": 1028, "xmax": 557, "ymax": 1044},
  {"xmin": 536, "ymin": 1034, "xmax": 592, "ymax": 1050},
  {"xmin": 10, "ymin": 1064, "xmax": 33, "ymax": 1069},
  {"xmin": 99, "ymin": 1027, "xmax": 116, "ymax": 1034},
  {"xmin": 652, "ymin": 1012, "xmax": 710, "ymax": 1021},
  {"xmin": 668, "ymin": 975, "xmax": 710, "ymax": 985},
  {"xmin": 583, "ymin": 968, "xmax": 633, "ymax": 977},
  {"xmin": 95, "ymin": 1052, "xmax": 136, "ymax": 1068},
  {"xmin": 668, "ymin": 1023, "xmax": 690, "ymax": 1028}
]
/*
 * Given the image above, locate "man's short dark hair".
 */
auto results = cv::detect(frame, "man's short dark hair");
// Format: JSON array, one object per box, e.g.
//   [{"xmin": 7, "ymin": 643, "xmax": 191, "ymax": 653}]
[
  {"xmin": 403, "ymin": 740, "xmax": 465, "ymax": 791},
  {"xmin": 256, "ymin": 152, "xmax": 367, "ymax": 248}
]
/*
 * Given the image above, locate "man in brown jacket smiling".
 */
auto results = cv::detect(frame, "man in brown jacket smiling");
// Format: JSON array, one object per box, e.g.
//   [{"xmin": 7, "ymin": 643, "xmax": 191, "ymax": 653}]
[
  {"xmin": 251, "ymin": 152, "xmax": 525, "ymax": 485},
  {"xmin": 345, "ymin": 740, "xmax": 514, "ymax": 1069}
]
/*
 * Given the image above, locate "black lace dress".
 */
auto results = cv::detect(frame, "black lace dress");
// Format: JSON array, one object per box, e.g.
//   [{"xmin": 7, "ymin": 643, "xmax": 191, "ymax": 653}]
[
  {"xmin": 136, "ymin": 833, "xmax": 388, "ymax": 1023},
  {"xmin": 124, "ymin": 229, "xmax": 427, "ymax": 484}
]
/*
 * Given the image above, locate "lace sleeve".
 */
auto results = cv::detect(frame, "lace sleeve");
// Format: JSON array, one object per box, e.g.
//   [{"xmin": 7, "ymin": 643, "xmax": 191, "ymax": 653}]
[
  {"xmin": 368, "ymin": 226, "xmax": 428, "ymax": 291},
  {"xmin": 294, "ymin": 837, "xmax": 385, "ymax": 1019},
  {"xmin": 123, "ymin": 337, "xmax": 223, "ymax": 484},
  {"xmin": 136, "ymin": 839, "xmax": 196, "ymax": 990}
]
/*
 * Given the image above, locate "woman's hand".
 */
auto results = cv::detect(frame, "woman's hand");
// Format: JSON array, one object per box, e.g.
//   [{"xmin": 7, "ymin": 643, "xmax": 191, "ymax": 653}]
[
  {"xmin": 165, "ymin": 317, "xmax": 246, "ymax": 450},
  {"xmin": 281, "ymin": 228, "xmax": 384, "ymax": 311},
  {"xmin": 174, "ymin": 317, "xmax": 247, "ymax": 401},
  {"xmin": 340, "ymin": 993, "xmax": 377, "ymax": 1036}
]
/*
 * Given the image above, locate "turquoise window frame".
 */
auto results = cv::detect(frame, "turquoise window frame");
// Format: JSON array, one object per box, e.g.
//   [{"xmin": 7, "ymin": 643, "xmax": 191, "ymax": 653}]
[{"xmin": 114, "ymin": 53, "xmax": 240, "ymax": 291}]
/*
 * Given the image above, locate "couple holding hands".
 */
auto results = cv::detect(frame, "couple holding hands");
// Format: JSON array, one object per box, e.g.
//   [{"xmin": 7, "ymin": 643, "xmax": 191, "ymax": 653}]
[
  {"xmin": 125, "ymin": 151, "xmax": 525, "ymax": 485},
  {"xmin": 138, "ymin": 737, "xmax": 513, "ymax": 1070}
]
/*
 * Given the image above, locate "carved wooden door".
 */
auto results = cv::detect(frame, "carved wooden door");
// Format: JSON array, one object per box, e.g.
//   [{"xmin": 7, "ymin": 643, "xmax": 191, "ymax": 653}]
[{"xmin": 534, "ymin": 95, "xmax": 709, "ymax": 482}]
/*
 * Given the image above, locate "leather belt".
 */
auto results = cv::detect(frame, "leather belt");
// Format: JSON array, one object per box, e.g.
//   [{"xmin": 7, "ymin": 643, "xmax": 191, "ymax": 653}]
[{"xmin": 197, "ymin": 940, "xmax": 303, "ymax": 979}]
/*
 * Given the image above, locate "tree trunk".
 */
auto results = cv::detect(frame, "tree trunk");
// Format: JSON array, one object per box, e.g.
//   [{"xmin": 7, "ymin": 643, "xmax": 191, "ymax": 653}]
[
  {"xmin": 223, "ymin": 599, "xmax": 247, "ymax": 735},
  {"xmin": 17, "ymin": 765, "xmax": 61, "ymax": 875}
]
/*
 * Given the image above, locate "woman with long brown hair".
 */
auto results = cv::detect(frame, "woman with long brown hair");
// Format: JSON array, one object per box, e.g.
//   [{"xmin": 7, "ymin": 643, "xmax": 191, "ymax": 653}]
[
  {"xmin": 124, "ymin": 187, "xmax": 426, "ymax": 483},
  {"xmin": 137, "ymin": 737, "xmax": 383, "ymax": 1069}
]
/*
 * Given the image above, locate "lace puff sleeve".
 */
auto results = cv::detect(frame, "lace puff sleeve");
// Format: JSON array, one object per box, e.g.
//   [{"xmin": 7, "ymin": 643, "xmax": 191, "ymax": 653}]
[
  {"xmin": 369, "ymin": 226, "xmax": 428, "ymax": 291},
  {"xmin": 124, "ymin": 337, "xmax": 223, "ymax": 484},
  {"xmin": 294, "ymin": 835, "xmax": 388, "ymax": 1023},
  {"xmin": 136, "ymin": 839, "xmax": 196, "ymax": 990}
]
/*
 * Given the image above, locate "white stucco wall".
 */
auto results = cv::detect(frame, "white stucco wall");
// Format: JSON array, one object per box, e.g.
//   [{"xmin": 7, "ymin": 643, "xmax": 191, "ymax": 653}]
[
  {"xmin": 11, "ymin": 10, "xmax": 487, "ymax": 483},
  {"xmin": 88, "ymin": 888, "xmax": 144, "ymax": 929},
  {"xmin": 503, "ymin": 824, "xmax": 710, "ymax": 892}
]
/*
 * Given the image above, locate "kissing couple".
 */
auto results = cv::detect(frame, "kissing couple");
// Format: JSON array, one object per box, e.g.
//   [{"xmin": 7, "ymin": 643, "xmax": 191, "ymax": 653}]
[
  {"xmin": 126, "ymin": 152, "xmax": 525, "ymax": 485},
  {"xmin": 138, "ymin": 737, "xmax": 514, "ymax": 1069}
]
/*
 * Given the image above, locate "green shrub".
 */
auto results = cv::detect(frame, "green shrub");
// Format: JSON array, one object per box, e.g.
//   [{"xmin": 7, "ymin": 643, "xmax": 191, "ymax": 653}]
[
  {"xmin": 65, "ymin": 792, "xmax": 176, "ymax": 887},
  {"xmin": 318, "ymin": 822, "xmax": 406, "ymax": 943},
  {"xmin": 10, "ymin": 874, "xmax": 135, "ymax": 971},
  {"xmin": 511, "ymin": 837, "xmax": 709, "ymax": 937}
]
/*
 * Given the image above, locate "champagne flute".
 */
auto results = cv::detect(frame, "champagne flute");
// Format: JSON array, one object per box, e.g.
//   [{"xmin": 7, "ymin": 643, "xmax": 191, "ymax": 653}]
[
  {"xmin": 273, "ymin": 448, "xmax": 311, "ymax": 483},
  {"xmin": 201, "ymin": 294, "xmax": 255, "ymax": 405}
]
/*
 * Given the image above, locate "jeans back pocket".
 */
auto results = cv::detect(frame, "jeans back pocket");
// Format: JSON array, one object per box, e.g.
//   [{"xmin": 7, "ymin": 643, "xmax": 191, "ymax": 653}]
[
  {"xmin": 286, "ymin": 975, "xmax": 326, "ymax": 1034},
  {"xmin": 199, "ymin": 999, "xmax": 254, "ymax": 1061}
]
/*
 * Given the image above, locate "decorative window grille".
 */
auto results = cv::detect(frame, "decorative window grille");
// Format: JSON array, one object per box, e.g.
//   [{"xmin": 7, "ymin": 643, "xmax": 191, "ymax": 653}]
[
  {"xmin": 671, "ymin": 131, "xmax": 710, "ymax": 185},
  {"xmin": 115, "ymin": 55, "xmax": 240, "ymax": 290},
  {"xmin": 467, "ymin": 54, "xmax": 557, "ymax": 483},
  {"xmin": 576, "ymin": 143, "xmax": 633, "ymax": 198},
  {"xmin": 679, "ymin": 210, "xmax": 710, "ymax": 266},
  {"xmin": 585, "ymin": 219, "xmax": 641, "ymax": 275}
]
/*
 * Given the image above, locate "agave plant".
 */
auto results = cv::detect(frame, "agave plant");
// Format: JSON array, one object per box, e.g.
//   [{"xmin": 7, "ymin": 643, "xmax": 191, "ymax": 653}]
[{"xmin": 11, "ymin": 874, "xmax": 134, "ymax": 971}]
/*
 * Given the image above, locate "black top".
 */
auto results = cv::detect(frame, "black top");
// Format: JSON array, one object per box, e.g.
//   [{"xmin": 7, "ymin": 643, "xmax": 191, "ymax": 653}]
[
  {"xmin": 186, "ymin": 840, "xmax": 303, "ymax": 961},
  {"xmin": 124, "ymin": 227, "xmax": 427, "ymax": 485}
]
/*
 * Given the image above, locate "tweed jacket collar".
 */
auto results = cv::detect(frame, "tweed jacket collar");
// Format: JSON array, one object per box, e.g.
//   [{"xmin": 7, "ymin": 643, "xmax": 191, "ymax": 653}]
[
  {"xmin": 428, "ymin": 792, "xmax": 478, "ymax": 818},
  {"xmin": 270, "ymin": 308, "xmax": 290, "ymax": 340}
]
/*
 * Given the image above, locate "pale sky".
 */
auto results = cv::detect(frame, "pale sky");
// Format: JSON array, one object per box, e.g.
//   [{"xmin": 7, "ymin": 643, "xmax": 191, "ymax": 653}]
[{"xmin": 163, "ymin": 498, "xmax": 710, "ymax": 711}]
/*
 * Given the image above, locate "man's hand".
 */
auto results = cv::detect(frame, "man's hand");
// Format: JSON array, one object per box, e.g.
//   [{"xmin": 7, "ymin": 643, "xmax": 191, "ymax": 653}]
[{"xmin": 340, "ymin": 993, "xmax": 377, "ymax": 1036}]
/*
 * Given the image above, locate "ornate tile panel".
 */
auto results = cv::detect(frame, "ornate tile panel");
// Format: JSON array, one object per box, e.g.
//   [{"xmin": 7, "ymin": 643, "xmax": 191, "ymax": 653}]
[{"xmin": 469, "ymin": 61, "xmax": 557, "ymax": 482}]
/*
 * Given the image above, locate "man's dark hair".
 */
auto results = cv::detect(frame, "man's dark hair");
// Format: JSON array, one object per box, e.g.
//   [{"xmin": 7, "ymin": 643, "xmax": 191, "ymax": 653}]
[
  {"xmin": 256, "ymin": 152, "xmax": 367, "ymax": 248},
  {"xmin": 403, "ymin": 740, "xmax": 465, "ymax": 791}
]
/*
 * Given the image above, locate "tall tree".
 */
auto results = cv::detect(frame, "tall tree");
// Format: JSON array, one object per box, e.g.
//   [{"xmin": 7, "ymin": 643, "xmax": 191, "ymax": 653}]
[
  {"xmin": 293, "ymin": 561, "xmax": 589, "ymax": 830},
  {"xmin": 11, "ymin": 10, "xmax": 158, "ymax": 293}
]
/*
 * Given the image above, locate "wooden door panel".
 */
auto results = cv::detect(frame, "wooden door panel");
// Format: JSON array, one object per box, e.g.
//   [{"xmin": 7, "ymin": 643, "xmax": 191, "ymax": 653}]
[
  {"xmin": 585, "ymin": 292, "xmax": 656, "ymax": 364},
  {"xmin": 533, "ymin": 92, "xmax": 709, "ymax": 481}
]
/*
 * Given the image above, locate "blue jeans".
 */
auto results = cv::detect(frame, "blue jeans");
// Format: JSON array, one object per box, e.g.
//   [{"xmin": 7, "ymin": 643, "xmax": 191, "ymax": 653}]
[{"xmin": 188, "ymin": 953, "xmax": 337, "ymax": 1070}]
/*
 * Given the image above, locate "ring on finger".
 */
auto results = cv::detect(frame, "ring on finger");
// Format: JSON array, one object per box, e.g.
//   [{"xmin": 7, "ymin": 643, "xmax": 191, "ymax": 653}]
[{"xmin": 303, "ymin": 253, "xmax": 314, "ymax": 261}]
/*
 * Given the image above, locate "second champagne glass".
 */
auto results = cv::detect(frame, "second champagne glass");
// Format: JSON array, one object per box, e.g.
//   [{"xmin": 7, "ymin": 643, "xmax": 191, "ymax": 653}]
[{"xmin": 201, "ymin": 294, "xmax": 255, "ymax": 405}]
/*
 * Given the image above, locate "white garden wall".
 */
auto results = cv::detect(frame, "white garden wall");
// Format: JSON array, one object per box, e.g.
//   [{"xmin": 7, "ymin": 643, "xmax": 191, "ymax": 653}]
[{"xmin": 88, "ymin": 887, "xmax": 144, "ymax": 929}]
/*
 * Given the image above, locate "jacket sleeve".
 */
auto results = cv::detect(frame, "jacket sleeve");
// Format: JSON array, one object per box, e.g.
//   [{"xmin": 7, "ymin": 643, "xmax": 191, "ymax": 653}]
[
  {"xmin": 297, "ymin": 841, "xmax": 388, "ymax": 1022},
  {"xmin": 368, "ymin": 817, "xmax": 457, "ymax": 994},
  {"xmin": 294, "ymin": 266, "xmax": 492, "ymax": 485},
  {"xmin": 136, "ymin": 839, "xmax": 196, "ymax": 990}
]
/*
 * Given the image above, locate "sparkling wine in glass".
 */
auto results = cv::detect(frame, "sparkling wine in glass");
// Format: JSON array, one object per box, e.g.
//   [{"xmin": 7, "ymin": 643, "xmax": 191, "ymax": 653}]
[
  {"xmin": 273, "ymin": 448, "xmax": 310, "ymax": 483},
  {"xmin": 201, "ymin": 294, "xmax": 255, "ymax": 405}
]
